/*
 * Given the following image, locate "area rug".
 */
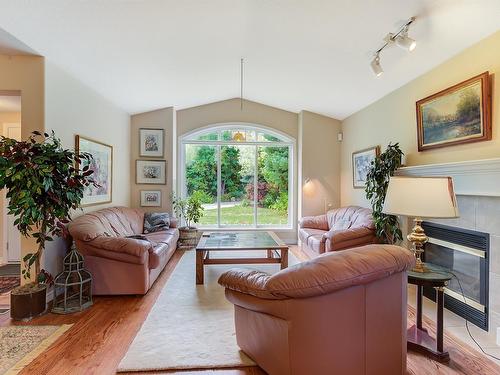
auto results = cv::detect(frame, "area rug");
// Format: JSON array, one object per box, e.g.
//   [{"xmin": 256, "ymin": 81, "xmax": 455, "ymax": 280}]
[
  {"xmin": 0, "ymin": 324, "xmax": 72, "ymax": 374},
  {"xmin": 118, "ymin": 249, "xmax": 300, "ymax": 372},
  {"xmin": 0, "ymin": 264, "xmax": 20, "ymax": 277},
  {"xmin": 0, "ymin": 276, "xmax": 20, "ymax": 294}
]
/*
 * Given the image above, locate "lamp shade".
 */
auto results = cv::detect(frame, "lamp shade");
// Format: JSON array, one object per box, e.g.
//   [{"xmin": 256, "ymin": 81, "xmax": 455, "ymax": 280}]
[{"xmin": 382, "ymin": 176, "xmax": 459, "ymax": 218}]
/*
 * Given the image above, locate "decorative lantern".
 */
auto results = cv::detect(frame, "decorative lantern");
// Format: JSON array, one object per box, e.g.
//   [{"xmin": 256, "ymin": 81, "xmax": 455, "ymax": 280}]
[{"xmin": 52, "ymin": 242, "xmax": 93, "ymax": 314}]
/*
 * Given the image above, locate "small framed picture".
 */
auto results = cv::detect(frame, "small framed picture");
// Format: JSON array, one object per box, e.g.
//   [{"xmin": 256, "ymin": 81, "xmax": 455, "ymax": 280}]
[
  {"xmin": 352, "ymin": 146, "xmax": 380, "ymax": 189},
  {"xmin": 139, "ymin": 128, "xmax": 164, "ymax": 157},
  {"xmin": 136, "ymin": 160, "xmax": 167, "ymax": 184},
  {"xmin": 140, "ymin": 190, "xmax": 162, "ymax": 207}
]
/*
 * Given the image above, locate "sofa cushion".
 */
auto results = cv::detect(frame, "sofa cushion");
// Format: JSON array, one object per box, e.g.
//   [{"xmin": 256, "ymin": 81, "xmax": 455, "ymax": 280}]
[
  {"xmin": 69, "ymin": 207, "xmax": 145, "ymax": 241},
  {"xmin": 144, "ymin": 229, "xmax": 180, "ymax": 269},
  {"xmin": 331, "ymin": 218, "xmax": 351, "ymax": 231},
  {"xmin": 327, "ymin": 206, "xmax": 374, "ymax": 230}
]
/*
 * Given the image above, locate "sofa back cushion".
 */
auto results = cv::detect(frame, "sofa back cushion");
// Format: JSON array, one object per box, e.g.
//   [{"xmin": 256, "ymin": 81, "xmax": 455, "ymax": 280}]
[
  {"xmin": 327, "ymin": 206, "xmax": 374, "ymax": 230},
  {"xmin": 69, "ymin": 207, "xmax": 145, "ymax": 241}
]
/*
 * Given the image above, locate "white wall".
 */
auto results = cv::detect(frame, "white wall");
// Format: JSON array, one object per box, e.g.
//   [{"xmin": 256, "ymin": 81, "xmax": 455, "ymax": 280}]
[{"xmin": 43, "ymin": 61, "xmax": 130, "ymax": 277}]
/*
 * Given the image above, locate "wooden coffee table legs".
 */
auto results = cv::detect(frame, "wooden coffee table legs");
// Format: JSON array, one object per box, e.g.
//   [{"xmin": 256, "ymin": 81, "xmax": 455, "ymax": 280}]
[
  {"xmin": 196, "ymin": 248, "xmax": 289, "ymax": 285},
  {"xmin": 196, "ymin": 250, "xmax": 205, "ymax": 285}
]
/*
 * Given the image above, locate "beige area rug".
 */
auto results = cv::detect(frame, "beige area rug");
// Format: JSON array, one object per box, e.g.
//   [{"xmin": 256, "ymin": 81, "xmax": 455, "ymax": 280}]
[
  {"xmin": 118, "ymin": 249, "xmax": 300, "ymax": 372},
  {"xmin": 0, "ymin": 324, "xmax": 72, "ymax": 374}
]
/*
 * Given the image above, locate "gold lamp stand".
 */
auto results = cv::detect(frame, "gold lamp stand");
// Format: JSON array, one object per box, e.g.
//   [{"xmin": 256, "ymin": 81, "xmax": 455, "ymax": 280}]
[{"xmin": 407, "ymin": 218, "xmax": 428, "ymax": 273}]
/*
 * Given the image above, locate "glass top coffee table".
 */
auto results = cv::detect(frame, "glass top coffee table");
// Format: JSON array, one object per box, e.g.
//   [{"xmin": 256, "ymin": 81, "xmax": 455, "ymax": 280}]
[{"xmin": 195, "ymin": 231, "xmax": 289, "ymax": 284}]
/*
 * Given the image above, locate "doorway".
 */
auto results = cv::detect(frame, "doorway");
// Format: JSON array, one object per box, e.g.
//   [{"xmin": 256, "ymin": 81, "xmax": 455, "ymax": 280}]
[{"xmin": 0, "ymin": 91, "xmax": 22, "ymax": 266}]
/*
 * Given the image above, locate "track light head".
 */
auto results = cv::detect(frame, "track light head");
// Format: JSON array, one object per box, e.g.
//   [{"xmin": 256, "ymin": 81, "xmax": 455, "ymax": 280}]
[
  {"xmin": 395, "ymin": 32, "xmax": 416, "ymax": 52},
  {"xmin": 370, "ymin": 54, "xmax": 383, "ymax": 77}
]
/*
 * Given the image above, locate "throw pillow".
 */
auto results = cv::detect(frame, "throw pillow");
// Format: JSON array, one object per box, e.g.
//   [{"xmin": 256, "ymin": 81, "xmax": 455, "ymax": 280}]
[
  {"xmin": 331, "ymin": 218, "xmax": 352, "ymax": 231},
  {"xmin": 143, "ymin": 212, "xmax": 170, "ymax": 233}
]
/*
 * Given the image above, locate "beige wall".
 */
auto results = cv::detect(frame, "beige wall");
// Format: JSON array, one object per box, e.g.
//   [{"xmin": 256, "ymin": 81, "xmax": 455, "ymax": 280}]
[
  {"xmin": 299, "ymin": 111, "xmax": 341, "ymax": 217},
  {"xmin": 43, "ymin": 61, "xmax": 131, "ymax": 278},
  {"xmin": 130, "ymin": 107, "xmax": 175, "ymax": 213},
  {"xmin": 0, "ymin": 112, "xmax": 21, "ymax": 263},
  {"xmin": 341, "ymin": 30, "xmax": 500, "ymax": 207},
  {"xmin": 0, "ymin": 55, "xmax": 44, "ymax": 282}
]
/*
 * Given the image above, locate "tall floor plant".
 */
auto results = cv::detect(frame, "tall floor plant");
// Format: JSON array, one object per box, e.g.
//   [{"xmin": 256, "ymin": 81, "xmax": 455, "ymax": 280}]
[{"xmin": 365, "ymin": 143, "xmax": 404, "ymax": 244}]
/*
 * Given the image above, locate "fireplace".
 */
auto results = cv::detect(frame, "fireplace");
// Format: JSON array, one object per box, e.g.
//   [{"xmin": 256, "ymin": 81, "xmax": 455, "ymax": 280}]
[{"xmin": 422, "ymin": 221, "xmax": 490, "ymax": 331}]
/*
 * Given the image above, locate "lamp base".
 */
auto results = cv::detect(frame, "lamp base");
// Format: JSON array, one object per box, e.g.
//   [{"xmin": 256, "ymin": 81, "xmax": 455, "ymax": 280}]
[{"xmin": 408, "ymin": 217, "xmax": 429, "ymax": 273}]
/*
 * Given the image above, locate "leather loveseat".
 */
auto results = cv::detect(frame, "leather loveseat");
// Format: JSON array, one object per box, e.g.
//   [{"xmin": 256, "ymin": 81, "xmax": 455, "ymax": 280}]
[
  {"xmin": 299, "ymin": 205, "xmax": 377, "ymax": 257},
  {"xmin": 68, "ymin": 207, "xmax": 179, "ymax": 295},
  {"xmin": 219, "ymin": 244, "xmax": 415, "ymax": 375}
]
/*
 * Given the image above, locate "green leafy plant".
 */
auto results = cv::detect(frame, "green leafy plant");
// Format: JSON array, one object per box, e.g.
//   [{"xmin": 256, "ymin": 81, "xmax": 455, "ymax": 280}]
[
  {"xmin": 172, "ymin": 192, "xmax": 205, "ymax": 229},
  {"xmin": 365, "ymin": 143, "xmax": 404, "ymax": 244},
  {"xmin": 0, "ymin": 131, "xmax": 96, "ymax": 281}
]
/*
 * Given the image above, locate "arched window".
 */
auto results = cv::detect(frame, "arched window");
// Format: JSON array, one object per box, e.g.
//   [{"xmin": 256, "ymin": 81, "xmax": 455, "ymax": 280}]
[{"xmin": 180, "ymin": 123, "xmax": 294, "ymax": 228}]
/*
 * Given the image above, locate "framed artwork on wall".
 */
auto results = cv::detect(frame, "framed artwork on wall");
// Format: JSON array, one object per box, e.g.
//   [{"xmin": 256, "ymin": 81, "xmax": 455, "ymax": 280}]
[
  {"xmin": 75, "ymin": 135, "xmax": 113, "ymax": 206},
  {"xmin": 352, "ymin": 146, "xmax": 380, "ymax": 189},
  {"xmin": 136, "ymin": 160, "xmax": 167, "ymax": 184},
  {"xmin": 139, "ymin": 128, "xmax": 164, "ymax": 157},
  {"xmin": 140, "ymin": 190, "xmax": 162, "ymax": 207},
  {"xmin": 416, "ymin": 72, "xmax": 491, "ymax": 151}
]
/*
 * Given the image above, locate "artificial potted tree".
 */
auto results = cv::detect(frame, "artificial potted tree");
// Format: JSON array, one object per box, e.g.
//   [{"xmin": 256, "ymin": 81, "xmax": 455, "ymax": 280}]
[
  {"xmin": 0, "ymin": 131, "xmax": 95, "ymax": 320},
  {"xmin": 365, "ymin": 143, "xmax": 404, "ymax": 244},
  {"xmin": 172, "ymin": 192, "xmax": 204, "ymax": 249}
]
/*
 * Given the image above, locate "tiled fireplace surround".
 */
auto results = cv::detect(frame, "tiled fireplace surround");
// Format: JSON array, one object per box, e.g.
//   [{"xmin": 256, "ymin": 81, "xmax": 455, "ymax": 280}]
[{"xmin": 397, "ymin": 158, "xmax": 500, "ymax": 338}]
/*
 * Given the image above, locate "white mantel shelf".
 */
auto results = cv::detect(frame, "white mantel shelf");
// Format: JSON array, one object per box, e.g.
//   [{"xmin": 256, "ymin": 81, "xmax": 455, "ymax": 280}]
[{"xmin": 396, "ymin": 158, "xmax": 500, "ymax": 197}]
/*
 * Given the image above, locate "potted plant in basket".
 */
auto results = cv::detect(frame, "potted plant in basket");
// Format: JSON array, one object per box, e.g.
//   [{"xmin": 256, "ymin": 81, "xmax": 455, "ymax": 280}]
[
  {"xmin": 172, "ymin": 192, "xmax": 204, "ymax": 249},
  {"xmin": 0, "ymin": 131, "xmax": 96, "ymax": 320}
]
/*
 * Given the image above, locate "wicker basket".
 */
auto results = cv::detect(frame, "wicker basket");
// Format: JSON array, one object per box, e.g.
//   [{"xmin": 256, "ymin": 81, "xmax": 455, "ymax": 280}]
[{"xmin": 178, "ymin": 227, "xmax": 199, "ymax": 250}]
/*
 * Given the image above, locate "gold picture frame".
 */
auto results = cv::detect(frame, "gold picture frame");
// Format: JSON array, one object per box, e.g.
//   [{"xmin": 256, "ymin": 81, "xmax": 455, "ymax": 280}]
[
  {"xmin": 75, "ymin": 135, "xmax": 113, "ymax": 206},
  {"xmin": 352, "ymin": 146, "xmax": 380, "ymax": 189}
]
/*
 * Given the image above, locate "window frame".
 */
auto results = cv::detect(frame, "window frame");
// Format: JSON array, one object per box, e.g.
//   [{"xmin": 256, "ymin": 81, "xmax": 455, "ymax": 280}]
[{"xmin": 179, "ymin": 123, "xmax": 295, "ymax": 230}]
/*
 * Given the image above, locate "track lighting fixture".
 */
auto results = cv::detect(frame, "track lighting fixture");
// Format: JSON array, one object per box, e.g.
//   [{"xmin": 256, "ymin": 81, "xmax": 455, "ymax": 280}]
[
  {"xmin": 370, "ymin": 17, "xmax": 416, "ymax": 77},
  {"xmin": 370, "ymin": 53, "xmax": 383, "ymax": 77}
]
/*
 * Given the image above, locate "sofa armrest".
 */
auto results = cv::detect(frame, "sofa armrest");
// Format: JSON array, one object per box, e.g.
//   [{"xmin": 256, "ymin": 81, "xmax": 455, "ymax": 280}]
[
  {"xmin": 218, "ymin": 268, "xmax": 284, "ymax": 300},
  {"xmin": 323, "ymin": 227, "xmax": 374, "ymax": 243},
  {"xmin": 299, "ymin": 214, "xmax": 328, "ymax": 230},
  {"xmin": 86, "ymin": 236, "xmax": 153, "ymax": 257}
]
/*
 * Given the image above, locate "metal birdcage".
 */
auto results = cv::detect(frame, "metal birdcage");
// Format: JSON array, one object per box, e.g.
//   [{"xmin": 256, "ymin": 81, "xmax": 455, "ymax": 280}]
[{"xmin": 52, "ymin": 242, "xmax": 93, "ymax": 314}]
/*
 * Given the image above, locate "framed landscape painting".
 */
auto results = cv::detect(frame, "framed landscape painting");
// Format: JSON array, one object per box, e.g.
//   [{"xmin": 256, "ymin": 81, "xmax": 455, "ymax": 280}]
[
  {"xmin": 75, "ymin": 135, "xmax": 113, "ymax": 206},
  {"xmin": 416, "ymin": 72, "xmax": 491, "ymax": 151},
  {"xmin": 136, "ymin": 160, "xmax": 167, "ymax": 184},
  {"xmin": 140, "ymin": 190, "xmax": 162, "ymax": 207},
  {"xmin": 352, "ymin": 146, "xmax": 380, "ymax": 189},
  {"xmin": 139, "ymin": 128, "xmax": 164, "ymax": 157}
]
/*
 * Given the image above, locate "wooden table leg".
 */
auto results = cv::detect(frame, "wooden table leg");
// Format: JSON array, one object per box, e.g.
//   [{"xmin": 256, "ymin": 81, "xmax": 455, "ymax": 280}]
[
  {"xmin": 417, "ymin": 285, "xmax": 423, "ymax": 330},
  {"xmin": 196, "ymin": 250, "xmax": 204, "ymax": 285},
  {"xmin": 267, "ymin": 250, "xmax": 273, "ymax": 259},
  {"xmin": 437, "ymin": 287, "xmax": 445, "ymax": 353},
  {"xmin": 280, "ymin": 248, "xmax": 288, "ymax": 270}
]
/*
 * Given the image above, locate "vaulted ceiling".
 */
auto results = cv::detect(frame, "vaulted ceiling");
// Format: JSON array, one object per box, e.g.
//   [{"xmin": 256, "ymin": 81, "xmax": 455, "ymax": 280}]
[{"xmin": 0, "ymin": 0, "xmax": 499, "ymax": 119}]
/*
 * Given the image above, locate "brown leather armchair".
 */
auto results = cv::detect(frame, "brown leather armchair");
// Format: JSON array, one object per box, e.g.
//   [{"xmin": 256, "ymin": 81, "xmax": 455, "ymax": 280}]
[
  {"xmin": 219, "ymin": 244, "xmax": 415, "ymax": 375},
  {"xmin": 299, "ymin": 206, "xmax": 377, "ymax": 257}
]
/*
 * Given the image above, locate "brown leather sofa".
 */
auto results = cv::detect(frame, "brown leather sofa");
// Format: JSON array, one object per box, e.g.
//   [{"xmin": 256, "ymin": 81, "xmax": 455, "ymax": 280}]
[
  {"xmin": 299, "ymin": 206, "xmax": 377, "ymax": 257},
  {"xmin": 219, "ymin": 244, "xmax": 415, "ymax": 375},
  {"xmin": 68, "ymin": 207, "xmax": 179, "ymax": 295}
]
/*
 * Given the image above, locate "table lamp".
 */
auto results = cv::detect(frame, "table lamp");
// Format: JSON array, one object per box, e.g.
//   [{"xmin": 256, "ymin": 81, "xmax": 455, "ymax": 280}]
[{"xmin": 382, "ymin": 176, "xmax": 459, "ymax": 273}]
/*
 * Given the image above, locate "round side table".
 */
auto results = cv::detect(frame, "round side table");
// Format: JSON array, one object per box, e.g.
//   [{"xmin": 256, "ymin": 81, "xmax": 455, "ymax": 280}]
[{"xmin": 407, "ymin": 263, "xmax": 453, "ymax": 363}]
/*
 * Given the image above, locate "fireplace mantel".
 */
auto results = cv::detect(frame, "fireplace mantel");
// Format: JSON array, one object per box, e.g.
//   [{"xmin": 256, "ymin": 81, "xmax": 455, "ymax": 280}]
[{"xmin": 396, "ymin": 158, "xmax": 500, "ymax": 197}]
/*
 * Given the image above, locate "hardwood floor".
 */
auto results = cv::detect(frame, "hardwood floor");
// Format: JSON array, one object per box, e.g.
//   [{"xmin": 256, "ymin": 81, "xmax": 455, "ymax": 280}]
[{"xmin": 1, "ymin": 246, "xmax": 499, "ymax": 375}]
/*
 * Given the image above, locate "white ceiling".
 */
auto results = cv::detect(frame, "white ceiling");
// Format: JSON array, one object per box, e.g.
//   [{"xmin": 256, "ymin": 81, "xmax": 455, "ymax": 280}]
[
  {"xmin": 0, "ymin": 0, "xmax": 499, "ymax": 119},
  {"xmin": 0, "ymin": 95, "xmax": 21, "ymax": 112}
]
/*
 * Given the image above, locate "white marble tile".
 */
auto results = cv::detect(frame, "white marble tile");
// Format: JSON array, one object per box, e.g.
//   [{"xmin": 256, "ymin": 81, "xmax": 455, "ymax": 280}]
[
  {"xmin": 490, "ymin": 272, "xmax": 500, "ymax": 314},
  {"xmin": 490, "ymin": 235, "xmax": 500, "ymax": 275},
  {"xmin": 477, "ymin": 197, "xmax": 500, "ymax": 236}
]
